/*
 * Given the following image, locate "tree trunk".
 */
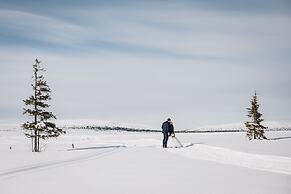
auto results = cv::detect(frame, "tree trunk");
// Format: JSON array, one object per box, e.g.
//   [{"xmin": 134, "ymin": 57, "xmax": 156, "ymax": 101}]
[
  {"xmin": 34, "ymin": 131, "xmax": 38, "ymax": 152},
  {"xmin": 34, "ymin": 68, "xmax": 38, "ymax": 152},
  {"xmin": 31, "ymin": 133, "xmax": 34, "ymax": 152},
  {"xmin": 37, "ymin": 133, "xmax": 40, "ymax": 152}
]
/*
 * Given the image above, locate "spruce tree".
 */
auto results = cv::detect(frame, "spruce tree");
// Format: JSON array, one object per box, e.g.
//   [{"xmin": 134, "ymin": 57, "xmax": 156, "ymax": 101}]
[
  {"xmin": 245, "ymin": 91, "xmax": 267, "ymax": 140},
  {"xmin": 22, "ymin": 58, "xmax": 65, "ymax": 152}
]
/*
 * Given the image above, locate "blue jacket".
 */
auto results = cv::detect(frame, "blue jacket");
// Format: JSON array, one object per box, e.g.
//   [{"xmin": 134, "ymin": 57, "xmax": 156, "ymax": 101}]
[{"xmin": 161, "ymin": 121, "xmax": 169, "ymax": 134}]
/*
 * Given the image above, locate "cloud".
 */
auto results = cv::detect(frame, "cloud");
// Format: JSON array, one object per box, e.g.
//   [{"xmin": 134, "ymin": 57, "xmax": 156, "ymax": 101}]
[
  {"xmin": 0, "ymin": 0, "xmax": 291, "ymax": 127},
  {"xmin": 0, "ymin": 9, "xmax": 88, "ymax": 45},
  {"xmin": 1, "ymin": 3, "xmax": 290, "ymax": 63},
  {"xmin": 1, "ymin": 45, "xmax": 290, "ymax": 127}
]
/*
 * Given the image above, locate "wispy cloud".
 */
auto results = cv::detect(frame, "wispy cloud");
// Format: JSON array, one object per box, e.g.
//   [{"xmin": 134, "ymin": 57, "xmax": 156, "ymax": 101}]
[
  {"xmin": 0, "ymin": 9, "xmax": 87, "ymax": 45},
  {"xmin": 1, "ymin": 3, "xmax": 290, "ymax": 62}
]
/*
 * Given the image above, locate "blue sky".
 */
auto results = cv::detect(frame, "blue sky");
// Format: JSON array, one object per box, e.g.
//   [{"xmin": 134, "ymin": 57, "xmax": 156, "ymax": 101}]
[{"xmin": 0, "ymin": 0, "xmax": 291, "ymax": 129}]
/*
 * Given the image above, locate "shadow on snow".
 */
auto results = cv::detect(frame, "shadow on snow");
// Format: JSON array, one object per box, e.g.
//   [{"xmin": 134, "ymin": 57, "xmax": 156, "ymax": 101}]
[
  {"xmin": 67, "ymin": 145, "xmax": 126, "ymax": 151},
  {"xmin": 267, "ymin": 136, "xmax": 291, "ymax": 141}
]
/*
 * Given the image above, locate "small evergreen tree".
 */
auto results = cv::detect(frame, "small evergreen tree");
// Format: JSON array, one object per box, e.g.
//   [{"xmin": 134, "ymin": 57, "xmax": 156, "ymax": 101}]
[
  {"xmin": 245, "ymin": 91, "xmax": 267, "ymax": 140},
  {"xmin": 22, "ymin": 59, "xmax": 65, "ymax": 152}
]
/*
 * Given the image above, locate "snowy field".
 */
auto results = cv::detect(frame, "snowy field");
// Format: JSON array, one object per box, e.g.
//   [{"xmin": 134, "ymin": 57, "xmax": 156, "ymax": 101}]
[{"xmin": 1, "ymin": 125, "xmax": 291, "ymax": 194}]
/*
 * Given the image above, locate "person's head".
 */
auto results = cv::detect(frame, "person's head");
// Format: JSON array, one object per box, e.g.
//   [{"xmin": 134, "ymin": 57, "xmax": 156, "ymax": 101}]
[{"xmin": 167, "ymin": 118, "xmax": 171, "ymax": 122}]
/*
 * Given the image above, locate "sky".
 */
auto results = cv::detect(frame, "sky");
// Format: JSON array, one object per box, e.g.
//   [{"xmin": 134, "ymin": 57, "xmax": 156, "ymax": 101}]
[{"xmin": 0, "ymin": 0, "xmax": 291, "ymax": 129}]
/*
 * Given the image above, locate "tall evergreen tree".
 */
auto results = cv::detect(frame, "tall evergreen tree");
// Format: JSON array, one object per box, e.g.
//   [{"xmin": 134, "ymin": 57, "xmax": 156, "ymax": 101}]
[
  {"xmin": 245, "ymin": 91, "xmax": 267, "ymax": 140},
  {"xmin": 22, "ymin": 59, "xmax": 65, "ymax": 152}
]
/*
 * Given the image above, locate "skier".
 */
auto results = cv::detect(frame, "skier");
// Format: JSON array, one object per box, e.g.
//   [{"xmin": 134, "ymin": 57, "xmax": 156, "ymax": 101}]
[{"xmin": 161, "ymin": 118, "xmax": 171, "ymax": 148}]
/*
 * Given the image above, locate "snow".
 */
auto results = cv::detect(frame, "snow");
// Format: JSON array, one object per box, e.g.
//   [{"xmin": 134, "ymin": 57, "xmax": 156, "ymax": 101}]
[
  {"xmin": 169, "ymin": 143, "xmax": 291, "ymax": 175},
  {"xmin": 0, "ymin": 124, "xmax": 291, "ymax": 194}
]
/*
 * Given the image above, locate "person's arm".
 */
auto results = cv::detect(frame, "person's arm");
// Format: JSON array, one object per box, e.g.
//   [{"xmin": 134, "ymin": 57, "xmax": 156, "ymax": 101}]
[{"xmin": 161, "ymin": 122, "xmax": 165, "ymax": 133}]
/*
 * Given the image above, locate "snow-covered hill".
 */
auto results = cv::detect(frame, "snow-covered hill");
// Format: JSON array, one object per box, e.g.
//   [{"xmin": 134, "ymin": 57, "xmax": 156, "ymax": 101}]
[
  {"xmin": 56, "ymin": 119, "xmax": 154, "ymax": 131},
  {"xmin": 57, "ymin": 120, "xmax": 291, "ymax": 133},
  {"xmin": 2, "ymin": 120, "xmax": 291, "ymax": 134},
  {"xmin": 190, "ymin": 121, "xmax": 291, "ymax": 132}
]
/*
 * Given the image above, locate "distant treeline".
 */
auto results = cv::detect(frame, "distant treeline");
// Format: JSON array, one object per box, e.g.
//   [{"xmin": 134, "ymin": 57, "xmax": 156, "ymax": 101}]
[
  {"xmin": 64, "ymin": 126, "xmax": 160, "ymax": 132},
  {"xmin": 63, "ymin": 126, "xmax": 291, "ymax": 133}
]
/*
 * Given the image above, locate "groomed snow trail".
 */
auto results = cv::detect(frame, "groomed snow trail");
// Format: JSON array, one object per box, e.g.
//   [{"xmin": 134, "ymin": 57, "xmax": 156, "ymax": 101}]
[
  {"xmin": 0, "ymin": 145, "xmax": 125, "ymax": 179},
  {"xmin": 168, "ymin": 144, "xmax": 291, "ymax": 175}
]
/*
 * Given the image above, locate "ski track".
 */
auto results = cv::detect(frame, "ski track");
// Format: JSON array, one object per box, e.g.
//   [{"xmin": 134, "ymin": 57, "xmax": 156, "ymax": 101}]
[
  {"xmin": 168, "ymin": 144, "xmax": 291, "ymax": 175},
  {"xmin": 0, "ymin": 145, "xmax": 125, "ymax": 179}
]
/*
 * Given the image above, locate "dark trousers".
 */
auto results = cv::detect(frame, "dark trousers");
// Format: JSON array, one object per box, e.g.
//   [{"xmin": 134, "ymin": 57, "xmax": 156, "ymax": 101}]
[{"xmin": 163, "ymin": 133, "xmax": 169, "ymax": 148}]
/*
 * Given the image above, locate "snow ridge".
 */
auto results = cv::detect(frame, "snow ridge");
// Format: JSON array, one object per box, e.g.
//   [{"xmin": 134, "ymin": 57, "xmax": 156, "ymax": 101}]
[{"xmin": 168, "ymin": 144, "xmax": 291, "ymax": 175}]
